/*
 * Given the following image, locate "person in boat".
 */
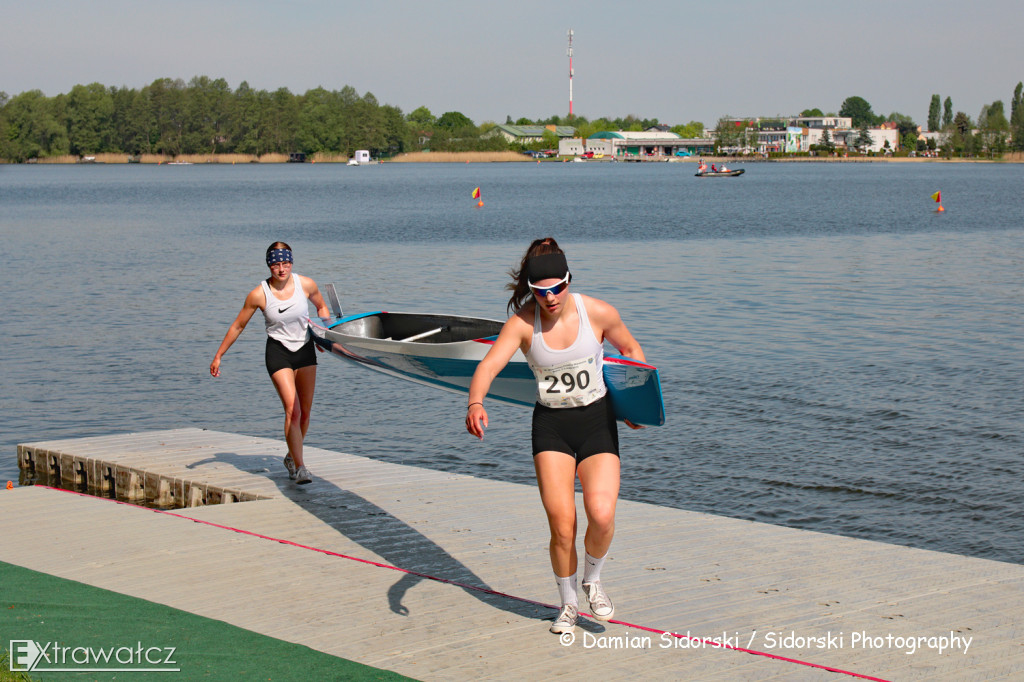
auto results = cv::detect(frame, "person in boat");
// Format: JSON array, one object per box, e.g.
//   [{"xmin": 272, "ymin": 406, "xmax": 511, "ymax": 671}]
[
  {"xmin": 465, "ymin": 237, "xmax": 647, "ymax": 635},
  {"xmin": 720, "ymin": 163, "xmax": 729, "ymax": 172},
  {"xmin": 210, "ymin": 242, "xmax": 330, "ymax": 485},
  {"xmin": 710, "ymin": 163, "xmax": 718, "ymax": 173}
]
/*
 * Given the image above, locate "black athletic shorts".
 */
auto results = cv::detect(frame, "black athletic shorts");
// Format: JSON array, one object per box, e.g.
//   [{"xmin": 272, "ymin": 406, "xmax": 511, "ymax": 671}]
[
  {"xmin": 532, "ymin": 394, "xmax": 619, "ymax": 463},
  {"xmin": 265, "ymin": 337, "xmax": 317, "ymax": 376}
]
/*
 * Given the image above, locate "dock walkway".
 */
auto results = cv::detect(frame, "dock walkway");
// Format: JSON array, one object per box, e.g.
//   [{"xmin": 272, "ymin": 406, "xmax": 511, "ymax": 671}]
[{"xmin": 3, "ymin": 428, "xmax": 1023, "ymax": 680}]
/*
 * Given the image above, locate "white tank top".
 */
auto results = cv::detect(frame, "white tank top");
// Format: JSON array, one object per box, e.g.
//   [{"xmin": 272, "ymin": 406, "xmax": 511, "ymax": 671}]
[
  {"xmin": 526, "ymin": 293, "xmax": 607, "ymax": 408},
  {"xmin": 260, "ymin": 273, "xmax": 310, "ymax": 351}
]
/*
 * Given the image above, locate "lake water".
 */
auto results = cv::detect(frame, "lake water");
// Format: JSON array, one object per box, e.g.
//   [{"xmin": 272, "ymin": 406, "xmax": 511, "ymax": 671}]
[{"xmin": 2, "ymin": 160, "xmax": 1022, "ymax": 565}]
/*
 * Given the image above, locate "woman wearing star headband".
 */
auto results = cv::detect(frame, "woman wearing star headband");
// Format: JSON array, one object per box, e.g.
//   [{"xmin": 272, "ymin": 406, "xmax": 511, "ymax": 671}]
[
  {"xmin": 465, "ymin": 237, "xmax": 647, "ymax": 635},
  {"xmin": 211, "ymin": 242, "xmax": 330, "ymax": 485}
]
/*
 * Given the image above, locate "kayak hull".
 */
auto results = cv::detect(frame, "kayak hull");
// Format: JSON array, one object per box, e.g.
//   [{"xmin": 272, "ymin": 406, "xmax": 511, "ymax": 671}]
[{"xmin": 312, "ymin": 311, "xmax": 665, "ymax": 425}]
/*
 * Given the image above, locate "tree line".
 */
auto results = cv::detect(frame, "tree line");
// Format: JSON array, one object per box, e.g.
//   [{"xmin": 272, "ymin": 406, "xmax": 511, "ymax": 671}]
[
  {"xmin": 0, "ymin": 77, "xmax": 511, "ymax": 162},
  {"xmin": 0, "ymin": 73, "xmax": 705, "ymax": 163},
  {"xmin": 0, "ymin": 76, "xmax": 693, "ymax": 162},
  {"xmin": 3, "ymin": 76, "xmax": 1022, "ymax": 161}
]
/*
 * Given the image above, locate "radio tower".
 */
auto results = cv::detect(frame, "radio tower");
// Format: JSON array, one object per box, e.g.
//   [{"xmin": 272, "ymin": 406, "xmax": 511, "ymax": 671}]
[{"xmin": 567, "ymin": 29, "xmax": 574, "ymax": 119}]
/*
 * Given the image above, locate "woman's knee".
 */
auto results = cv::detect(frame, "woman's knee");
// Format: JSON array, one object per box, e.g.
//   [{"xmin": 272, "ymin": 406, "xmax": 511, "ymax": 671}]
[
  {"xmin": 584, "ymin": 495, "xmax": 617, "ymax": 531},
  {"xmin": 546, "ymin": 513, "xmax": 577, "ymax": 547},
  {"xmin": 549, "ymin": 525, "xmax": 576, "ymax": 550},
  {"xmin": 283, "ymin": 401, "xmax": 303, "ymax": 425}
]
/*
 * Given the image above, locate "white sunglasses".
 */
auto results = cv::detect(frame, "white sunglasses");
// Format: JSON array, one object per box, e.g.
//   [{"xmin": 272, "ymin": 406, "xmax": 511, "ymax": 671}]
[{"xmin": 528, "ymin": 273, "xmax": 570, "ymax": 297}]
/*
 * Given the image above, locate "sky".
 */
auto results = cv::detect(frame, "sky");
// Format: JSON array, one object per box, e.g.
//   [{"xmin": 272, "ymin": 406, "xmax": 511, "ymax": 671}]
[{"xmin": 3, "ymin": 0, "xmax": 1022, "ymax": 129}]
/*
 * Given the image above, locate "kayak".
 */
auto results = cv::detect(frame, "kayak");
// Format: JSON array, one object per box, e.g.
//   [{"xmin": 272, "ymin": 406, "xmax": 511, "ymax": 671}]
[{"xmin": 311, "ymin": 311, "xmax": 665, "ymax": 426}]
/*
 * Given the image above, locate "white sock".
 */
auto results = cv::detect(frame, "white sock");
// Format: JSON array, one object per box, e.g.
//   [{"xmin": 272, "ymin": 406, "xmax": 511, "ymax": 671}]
[
  {"xmin": 556, "ymin": 573, "xmax": 578, "ymax": 607},
  {"xmin": 583, "ymin": 551, "xmax": 607, "ymax": 584}
]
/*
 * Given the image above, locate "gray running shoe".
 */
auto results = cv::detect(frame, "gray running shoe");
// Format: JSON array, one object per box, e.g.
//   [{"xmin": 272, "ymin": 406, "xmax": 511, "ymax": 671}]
[
  {"xmin": 549, "ymin": 603, "xmax": 578, "ymax": 634},
  {"xmin": 294, "ymin": 465, "xmax": 312, "ymax": 485},
  {"xmin": 283, "ymin": 454, "xmax": 297, "ymax": 480},
  {"xmin": 582, "ymin": 581, "xmax": 614, "ymax": 621}
]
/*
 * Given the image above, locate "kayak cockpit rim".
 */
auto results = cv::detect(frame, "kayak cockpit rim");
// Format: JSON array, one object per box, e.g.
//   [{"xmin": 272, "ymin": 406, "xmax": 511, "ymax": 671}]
[{"xmin": 323, "ymin": 311, "xmax": 505, "ymax": 345}]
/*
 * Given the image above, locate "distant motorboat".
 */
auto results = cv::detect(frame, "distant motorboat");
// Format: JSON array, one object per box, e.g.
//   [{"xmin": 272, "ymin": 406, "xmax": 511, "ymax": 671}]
[{"xmin": 695, "ymin": 168, "xmax": 744, "ymax": 177}]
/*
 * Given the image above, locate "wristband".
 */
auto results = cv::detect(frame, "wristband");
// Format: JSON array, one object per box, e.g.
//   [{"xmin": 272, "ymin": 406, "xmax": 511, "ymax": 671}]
[{"xmin": 467, "ymin": 402, "xmax": 483, "ymax": 410}]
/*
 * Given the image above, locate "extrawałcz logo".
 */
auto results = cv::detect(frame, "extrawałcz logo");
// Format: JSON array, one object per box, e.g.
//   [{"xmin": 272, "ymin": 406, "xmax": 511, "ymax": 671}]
[{"xmin": 9, "ymin": 639, "xmax": 179, "ymax": 672}]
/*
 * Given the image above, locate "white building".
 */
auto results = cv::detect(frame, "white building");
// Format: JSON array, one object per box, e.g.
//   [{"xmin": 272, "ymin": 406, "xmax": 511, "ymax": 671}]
[
  {"xmin": 789, "ymin": 115, "xmax": 853, "ymax": 129},
  {"xmin": 757, "ymin": 124, "xmax": 901, "ymax": 154},
  {"xmin": 558, "ymin": 131, "xmax": 715, "ymax": 158},
  {"xmin": 918, "ymin": 131, "xmax": 946, "ymax": 149},
  {"xmin": 838, "ymin": 126, "xmax": 900, "ymax": 153},
  {"xmin": 558, "ymin": 138, "xmax": 587, "ymax": 156}
]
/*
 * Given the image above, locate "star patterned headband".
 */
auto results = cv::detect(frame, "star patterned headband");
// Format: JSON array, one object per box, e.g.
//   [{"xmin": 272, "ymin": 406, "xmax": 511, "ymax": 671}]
[{"xmin": 267, "ymin": 248, "xmax": 293, "ymax": 265}]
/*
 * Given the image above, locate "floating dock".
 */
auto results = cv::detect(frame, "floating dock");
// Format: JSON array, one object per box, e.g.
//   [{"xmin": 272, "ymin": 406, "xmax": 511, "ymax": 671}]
[{"xmin": 3, "ymin": 429, "xmax": 1023, "ymax": 680}]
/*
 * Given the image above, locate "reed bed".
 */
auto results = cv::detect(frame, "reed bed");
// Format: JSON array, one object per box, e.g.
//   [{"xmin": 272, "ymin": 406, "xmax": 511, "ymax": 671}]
[
  {"xmin": 258, "ymin": 153, "xmax": 289, "ymax": 163},
  {"xmin": 94, "ymin": 153, "xmax": 131, "ymax": 163},
  {"xmin": 34, "ymin": 154, "xmax": 130, "ymax": 163},
  {"xmin": 309, "ymin": 152, "xmax": 351, "ymax": 163},
  {"xmin": 161, "ymin": 153, "xmax": 258, "ymax": 164},
  {"xmin": 35, "ymin": 155, "xmax": 80, "ymax": 164},
  {"xmin": 137, "ymin": 153, "xmax": 286, "ymax": 164},
  {"xmin": 391, "ymin": 151, "xmax": 530, "ymax": 163}
]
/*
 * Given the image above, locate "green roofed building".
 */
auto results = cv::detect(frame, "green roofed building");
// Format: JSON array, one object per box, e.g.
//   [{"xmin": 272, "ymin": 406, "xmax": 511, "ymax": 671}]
[{"xmin": 485, "ymin": 124, "xmax": 578, "ymax": 143}]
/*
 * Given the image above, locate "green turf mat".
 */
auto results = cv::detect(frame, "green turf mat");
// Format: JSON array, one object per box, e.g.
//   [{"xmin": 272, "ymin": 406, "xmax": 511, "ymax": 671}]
[{"xmin": 1, "ymin": 561, "xmax": 414, "ymax": 681}]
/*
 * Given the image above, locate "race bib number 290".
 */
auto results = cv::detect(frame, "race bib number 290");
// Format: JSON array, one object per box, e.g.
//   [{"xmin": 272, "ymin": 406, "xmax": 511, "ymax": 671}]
[
  {"xmin": 535, "ymin": 356, "xmax": 601, "ymax": 407},
  {"xmin": 544, "ymin": 368, "xmax": 591, "ymax": 394}
]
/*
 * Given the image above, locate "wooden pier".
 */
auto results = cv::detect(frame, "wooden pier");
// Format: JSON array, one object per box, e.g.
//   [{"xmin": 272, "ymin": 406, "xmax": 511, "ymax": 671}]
[{"xmin": 3, "ymin": 429, "xmax": 1023, "ymax": 680}]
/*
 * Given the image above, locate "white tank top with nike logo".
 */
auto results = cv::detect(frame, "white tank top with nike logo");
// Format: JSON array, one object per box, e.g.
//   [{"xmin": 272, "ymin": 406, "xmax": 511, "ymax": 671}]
[{"xmin": 260, "ymin": 273, "xmax": 310, "ymax": 351}]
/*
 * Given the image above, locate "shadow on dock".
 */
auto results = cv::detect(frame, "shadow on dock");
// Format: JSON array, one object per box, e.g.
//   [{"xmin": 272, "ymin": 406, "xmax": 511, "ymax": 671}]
[{"xmin": 188, "ymin": 450, "xmax": 599, "ymax": 631}]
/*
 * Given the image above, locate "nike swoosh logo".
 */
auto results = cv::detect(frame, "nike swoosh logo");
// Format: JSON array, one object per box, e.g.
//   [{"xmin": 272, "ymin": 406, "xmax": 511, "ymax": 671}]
[{"xmin": 278, "ymin": 305, "xmax": 294, "ymax": 313}]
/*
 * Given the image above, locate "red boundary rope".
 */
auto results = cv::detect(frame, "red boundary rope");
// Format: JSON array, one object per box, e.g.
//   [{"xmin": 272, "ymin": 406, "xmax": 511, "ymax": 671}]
[{"xmin": 41, "ymin": 486, "xmax": 889, "ymax": 681}]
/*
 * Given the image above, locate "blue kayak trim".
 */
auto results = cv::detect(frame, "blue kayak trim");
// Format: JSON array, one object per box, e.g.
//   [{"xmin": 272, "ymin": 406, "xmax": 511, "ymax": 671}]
[{"xmin": 326, "ymin": 311, "xmax": 384, "ymax": 329}]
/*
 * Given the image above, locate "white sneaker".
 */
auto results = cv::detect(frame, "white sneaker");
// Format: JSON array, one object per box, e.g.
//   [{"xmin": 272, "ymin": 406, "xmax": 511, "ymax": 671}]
[
  {"xmin": 294, "ymin": 465, "xmax": 312, "ymax": 485},
  {"xmin": 283, "ymin": 454, "xmax": 297, "ymax": 480},
  {"xmin": 549, "ymin": 603, "xmax": 578, "ymax": 634},
  {"xmin": 582, "ymin": 581, "xmax": 614, "ymax": 621}
]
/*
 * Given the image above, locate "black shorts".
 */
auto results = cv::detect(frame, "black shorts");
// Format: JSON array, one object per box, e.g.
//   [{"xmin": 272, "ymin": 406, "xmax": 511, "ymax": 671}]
[
  {"xmin": 265, "ymin": 337, "xmax": 317, "ymax": 376},
  {"xmin": 532, "ymin": 394, "xmax": 619, "ymax": 463}
]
